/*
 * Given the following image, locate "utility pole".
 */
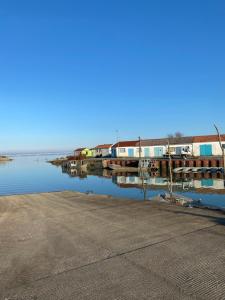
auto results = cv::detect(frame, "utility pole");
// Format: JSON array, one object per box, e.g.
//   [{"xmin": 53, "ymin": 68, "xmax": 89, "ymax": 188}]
[
  {"xmin": 138, "ymin": 136, "xmax": 142, "ymax": 168},
  {"xmin": 214, "ymin": 124, "xmax": 225, "ymax": 176}
]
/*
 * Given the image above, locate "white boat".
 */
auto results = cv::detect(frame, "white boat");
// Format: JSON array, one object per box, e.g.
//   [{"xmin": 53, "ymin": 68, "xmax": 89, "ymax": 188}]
[
  {"xmin": 173, "ymin": 167, "xmax": 184, "ymax": 173},
  {"xmin": 108, "ymin": 164, "xmax": 122, "ymax": 170}
]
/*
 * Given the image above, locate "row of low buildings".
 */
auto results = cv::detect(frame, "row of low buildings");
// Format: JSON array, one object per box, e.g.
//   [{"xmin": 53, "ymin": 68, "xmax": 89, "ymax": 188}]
[
  {"xmin": 74, "ymin": 134, "xmax": 225, "ymax": 159},
  {"xmin": 74, "ymin": 144, "xmax": 113, "ymax": 158}
]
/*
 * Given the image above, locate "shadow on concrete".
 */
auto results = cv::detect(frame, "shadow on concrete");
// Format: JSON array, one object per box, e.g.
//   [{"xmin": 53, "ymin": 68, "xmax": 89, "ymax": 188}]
[{"xmin": 159, "ymin": 206, "xmax": 225, "ymax": 226}]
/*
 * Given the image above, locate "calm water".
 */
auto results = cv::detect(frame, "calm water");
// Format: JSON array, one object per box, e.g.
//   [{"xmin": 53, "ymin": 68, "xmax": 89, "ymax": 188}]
[{"xmin": 0, "ymin": 154, "xmax": 225, "ymax": 208}]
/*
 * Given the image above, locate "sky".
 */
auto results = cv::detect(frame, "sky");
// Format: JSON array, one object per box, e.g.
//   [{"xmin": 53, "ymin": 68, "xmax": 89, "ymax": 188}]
[{"xmin": 0, "ymin": 0, "xmax": 225, "ymax": 152}]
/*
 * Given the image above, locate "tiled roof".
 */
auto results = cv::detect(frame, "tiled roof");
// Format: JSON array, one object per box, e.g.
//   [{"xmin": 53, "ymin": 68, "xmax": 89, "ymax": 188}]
[
  {"xmin": 141, "ymin": 136, "xmax": 194, "ymax": 146},
  {"xmin": 193, "ymin": 135, "xmax": 225, "ymax": 143},
  {"xmin": 94, "ymin": 144, "xmax": 113, "ymax": 149},
  {"xmin": 112, "ymin": 134, "xmax": 225, "ymax": 148},
  {"xmin": 74, "ymin": 148, "xmax": 85, "ymax": 152},
  {"xmin": 112, "ymin": 140, "xmax": 139, "ymax": 148}
]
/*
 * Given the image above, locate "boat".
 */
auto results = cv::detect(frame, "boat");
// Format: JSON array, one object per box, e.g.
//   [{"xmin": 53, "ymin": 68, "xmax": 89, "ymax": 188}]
[
  {"xmin": 173, "ymin": 167, "xmax": 183, "ymax": 173},
  {"xmin": 159, "ymin": 192, "xmax": 201, "ymax": 207},
  {"xmin": 108, "ymin": 164, "xmax": 122, "ymax": 170},
  {"xmin": 173, "ymin": 167, "xmax": 224, "ymax": 174},
  {"xmin": 192, "ymin": 167, "xmax": 202, "ymax": 173}
]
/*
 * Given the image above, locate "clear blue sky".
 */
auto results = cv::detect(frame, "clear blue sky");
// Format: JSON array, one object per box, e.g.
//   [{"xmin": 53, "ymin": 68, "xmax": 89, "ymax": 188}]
[{"xmin": 0, "ymin": 0, "xmax": 225, "ymax": 152}]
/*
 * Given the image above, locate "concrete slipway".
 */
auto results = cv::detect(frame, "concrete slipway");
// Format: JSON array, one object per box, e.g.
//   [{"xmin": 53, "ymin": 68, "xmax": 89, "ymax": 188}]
[{"xmin": 0, "ymin": 191, "xmax": 225, "ymax": 299}]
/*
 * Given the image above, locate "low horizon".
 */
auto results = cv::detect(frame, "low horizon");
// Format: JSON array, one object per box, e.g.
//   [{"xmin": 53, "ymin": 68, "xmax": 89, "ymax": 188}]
[{"xmin": 1, "ymin": 130, "xmax": 225, "ymax": 154}]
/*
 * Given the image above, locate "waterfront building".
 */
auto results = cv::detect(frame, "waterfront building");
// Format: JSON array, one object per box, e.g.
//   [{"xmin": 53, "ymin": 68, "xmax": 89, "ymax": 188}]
[
  {"xmin": 111, "ymin": 140, "xmax": 139, "ymax": 158},
  {"xmin": 92, "ymin": 144, "xmax": 113, "ymax": 158},
  {"xmin": 192, "ymin": 135, "xmax": 225, "ymax": 156},
  {"xmin": 111, "ymin": 134, "xmax": 225, "ymax": 158},
  {"xmin": 74, "ymin": 147, "xmax": 93, "ymax": 158}
]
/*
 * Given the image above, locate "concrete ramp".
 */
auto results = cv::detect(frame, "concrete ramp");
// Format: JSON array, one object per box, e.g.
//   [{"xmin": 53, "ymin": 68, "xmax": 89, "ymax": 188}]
[{"xmin": 0, "ymin": 191, "xmax": 225, "ymax": 299}]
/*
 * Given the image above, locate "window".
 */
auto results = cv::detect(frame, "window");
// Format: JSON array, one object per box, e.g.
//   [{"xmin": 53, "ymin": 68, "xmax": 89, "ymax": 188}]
[
  {"xmin": 222, "ymin": 144, "xmax": 225, "ymax": 149},
  {"xmin": 119, "ymin": 148, "xmax": 126, "ymax": 153}
]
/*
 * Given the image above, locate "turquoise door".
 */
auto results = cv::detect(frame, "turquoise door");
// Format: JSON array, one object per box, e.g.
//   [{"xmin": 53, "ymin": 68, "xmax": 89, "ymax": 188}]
[
  {"xmin": 154, "ymin": 147, "xmax": 163, "ymax": 157},
  {"xmin": 128, "ymin": 148, "xmax": 134, "ymax": 157},
  {"xmin": 144, "ymin": 148, "xmax": 150, "ymax": 157},
  {"xmin": 200, "ymin": 144, "xmax": 212, "ymax": 156},
  {"xmin": 111, "ymin": 148, "xmax": 116, "ymax": 157},
  {"xmin": 201, "ymin": 179, "xmax": 213, "ymax": 187}
]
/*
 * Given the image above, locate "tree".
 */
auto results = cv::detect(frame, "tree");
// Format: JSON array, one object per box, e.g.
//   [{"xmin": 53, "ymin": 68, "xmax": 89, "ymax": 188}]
[
  {"xmin": 167, "ymin": 134, "xmax": 174, "ymax": 139},
  {"xmin": 174, "ymin": 131, "xmax": 183, "ymax": 138},
  {"xmin": 167, "ymin": 132, "xmax": 184, "ymax": 139}
]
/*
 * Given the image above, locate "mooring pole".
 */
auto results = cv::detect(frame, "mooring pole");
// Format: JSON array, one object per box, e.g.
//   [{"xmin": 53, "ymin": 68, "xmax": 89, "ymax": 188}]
[{"xmin": 214, "ymin": 124, "xmax": 225, "ymax": 180}]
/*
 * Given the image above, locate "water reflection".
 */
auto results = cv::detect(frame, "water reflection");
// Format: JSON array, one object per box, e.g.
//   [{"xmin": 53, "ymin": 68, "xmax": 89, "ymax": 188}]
[
  {"xmin": 0, "ymin": 155, "xmax": 224, "ymax": 208},
  {"xmin": 62, "ymin": 165, "xmax": 225, "ymax": 194}
]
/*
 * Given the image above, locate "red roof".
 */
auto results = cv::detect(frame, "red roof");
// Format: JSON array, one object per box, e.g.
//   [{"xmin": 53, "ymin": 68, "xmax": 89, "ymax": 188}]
[
  {"xmin": 94, "ymin": 144, "xmax": 113, "ymax": 149},
  {"xmin": 112, "ymin": 140, "xmax": 139, "ymax": 148},
  {"xmin": 74, "ymin": 148, "xmax": 85, "ymax": 152},
  {"xmin": 112, "ymin": 134, "xmax": 225, "ymax": 148},
  {"xmin": 193, "ymin": 135, "xmax": 225, "ymax": 143}
]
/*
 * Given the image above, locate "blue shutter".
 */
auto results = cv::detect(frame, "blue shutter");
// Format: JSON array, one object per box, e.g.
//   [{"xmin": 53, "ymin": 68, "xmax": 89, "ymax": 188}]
[
  {"xmin": 128, "ymin": 148, "xmax": 134, "ymax": 157},
  {"xmin": 154, "ymin": 147, "xmax": 163, "ymax": 157},
  {"xmin": 200, "ymin": 144, "xmax": 212, "ymax": 156},
  {"xmin": 144, "ymin": 148, "xmax": 150, "ymax": 157}
]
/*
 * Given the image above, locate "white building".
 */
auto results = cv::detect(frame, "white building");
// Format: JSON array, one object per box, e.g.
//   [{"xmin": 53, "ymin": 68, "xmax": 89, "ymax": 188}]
[
  {"xmin": 192, "ymin": 135, "xmax": 225, "ymax": 156},
  {"xmin": 93, "ymin": 144, "xmax": 113, "ymax": 158},
  {"xmin": 111, "ymin": 134, "xmax": 225, "ymax": 158},
  {"xmin": 111, "ymin": 141, "xmax": 139, "ymax": 158}
]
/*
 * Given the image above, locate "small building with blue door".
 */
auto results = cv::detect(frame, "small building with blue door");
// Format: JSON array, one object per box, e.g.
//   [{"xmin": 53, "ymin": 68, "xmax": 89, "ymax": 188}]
[
  {"xmin": 193, "ymin": 135, "xmax": 225, "ymax": 156},
  {"xmin": 111, "ymin": 140, "xmax": 139, "ymax": 158},
  {"xmin": 111, "ymin": 134, "xmax": 225, "ymax": 158}
]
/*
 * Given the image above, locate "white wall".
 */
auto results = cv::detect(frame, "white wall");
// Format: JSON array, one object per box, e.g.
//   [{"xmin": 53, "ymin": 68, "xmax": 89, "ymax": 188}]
[
  {"xmin": 113, "ymin": 141, "xmax": 224, "ymax": 158},
  {"xmin": 193, "ymin": 142, "xmax": 224, "ymax": 156},
  {"xmin": 114, "ymin": 147, "xmax": 134, "ymax": 157},
  {"xmin": 102, "ymin": 148, "xmax": 111, "ymax": 157},
  {"xmin": 93, "ymin": 148, "xmax": 112, "ymax": 157}
]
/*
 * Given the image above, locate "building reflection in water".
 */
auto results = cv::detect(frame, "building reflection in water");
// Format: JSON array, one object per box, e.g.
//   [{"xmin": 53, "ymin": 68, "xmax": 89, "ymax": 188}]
[{"xmin": 61, "ymin": 165, "xmax": 225, "ymax": 194}]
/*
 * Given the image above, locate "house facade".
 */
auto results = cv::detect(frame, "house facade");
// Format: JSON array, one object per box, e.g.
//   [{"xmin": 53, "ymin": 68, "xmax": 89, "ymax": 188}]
[
  {"xmin": 111, "ymin": 134, "xmax": 225, "ymax": 158},
  {"xmin": 74, "ymin": 148, "xmax": 93, "ymax": 158},
  {"xmin": 93, "ymin": 144, "xmax": 113, "ymax": 157},
  {"xmin": 192, "ymin": 135, "xmax": 225, "ymax": 156},
  {"xmin": 111, "ymin": 141, "xmax": 139, "ymax": 158}
]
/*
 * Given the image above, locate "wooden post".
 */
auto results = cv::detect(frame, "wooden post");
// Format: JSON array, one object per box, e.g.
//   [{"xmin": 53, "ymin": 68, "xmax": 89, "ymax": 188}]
[{"xmin": 214, "ymin": 124, "xmax": 225, "ymax": 172}]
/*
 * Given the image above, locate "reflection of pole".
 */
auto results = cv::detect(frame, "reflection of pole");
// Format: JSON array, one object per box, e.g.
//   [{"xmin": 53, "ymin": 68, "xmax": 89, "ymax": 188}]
[
  {"xmin": 138, "ymin": 136, "xmax": 147, "ymax": 200},
  {"xmin": 167, "ymin": 139, "xmax": 173, "ymax": 196},
  {"xmin": 143, "ymin": 185, "xmax": 147, "ymax": 201},
  {"xmin": 214, "ymin": 124, "xmax": 225, "ymax": 182}
]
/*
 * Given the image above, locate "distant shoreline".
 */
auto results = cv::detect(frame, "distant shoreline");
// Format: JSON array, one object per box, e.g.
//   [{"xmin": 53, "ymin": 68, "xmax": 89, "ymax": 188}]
[
  {"xmin": 1, "ymin": 151, "xmax": 72, "ymax": 157},
  {"xmin": 0, "ymin": 156, "xmax": 13, "ymax": 162}
]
